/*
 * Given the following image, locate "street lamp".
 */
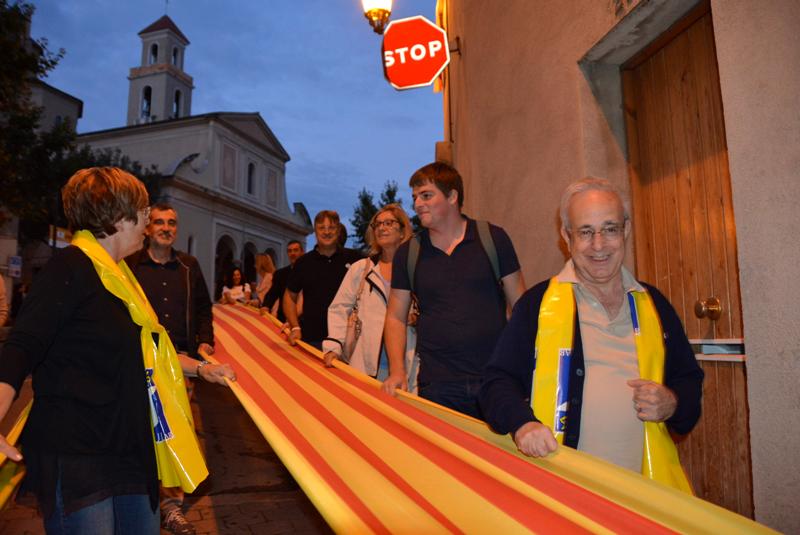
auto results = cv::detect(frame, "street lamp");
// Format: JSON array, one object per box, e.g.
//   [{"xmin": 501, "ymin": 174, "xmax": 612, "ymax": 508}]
[{"xmin": 362, "ymin": 0, "xmax": 392, "ymax": 34}]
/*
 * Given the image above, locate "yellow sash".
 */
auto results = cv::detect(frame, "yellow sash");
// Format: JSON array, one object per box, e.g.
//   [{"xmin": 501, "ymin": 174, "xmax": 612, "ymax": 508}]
[
  {"xmin": 532, "ymin": 278, "xmax": 692, "ymax": 493},
  {"xmin": 72, "ymin": 231, "xmax": 208, "ymax": 491}
]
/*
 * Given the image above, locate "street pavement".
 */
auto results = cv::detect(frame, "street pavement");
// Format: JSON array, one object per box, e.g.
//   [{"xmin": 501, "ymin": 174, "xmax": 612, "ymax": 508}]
[{"xmin": 0, "ymin": 380, "xmax": 333, "ymax": 535}]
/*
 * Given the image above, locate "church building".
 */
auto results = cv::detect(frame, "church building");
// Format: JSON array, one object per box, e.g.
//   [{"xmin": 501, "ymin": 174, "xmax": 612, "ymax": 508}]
[{"xmin": 78, "ymin": 15, "xmax": 311, "ymax": 296}]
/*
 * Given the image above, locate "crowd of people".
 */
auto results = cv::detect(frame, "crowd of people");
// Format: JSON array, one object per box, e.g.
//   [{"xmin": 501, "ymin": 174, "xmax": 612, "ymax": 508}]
[{"xmin": 0, "ymin": 160, "xmax": 704, "ymax": 534}]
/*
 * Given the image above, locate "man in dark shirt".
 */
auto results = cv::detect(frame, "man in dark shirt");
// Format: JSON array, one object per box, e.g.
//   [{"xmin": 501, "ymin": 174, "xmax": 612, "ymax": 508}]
[
  {"xmin": 262, "ymin": 240, "xmax": 304, "ymax": 321},
  {"xmin": 126, "ymin": 202, "xmax": 214, "ymax": 535},
  {"xmin": 284, "ymin": 210, "xmax": 362, "ymax": 350},
  {"xmin": 382, "ymin": 162, "xmax": 526, "ymax": 419}
]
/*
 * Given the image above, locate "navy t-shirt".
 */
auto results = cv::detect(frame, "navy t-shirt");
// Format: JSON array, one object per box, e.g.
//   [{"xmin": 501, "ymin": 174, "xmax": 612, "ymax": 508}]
[
  {"xmin": 392, "ymin": 217, "xmax": 520, "ymax": 383},
  {"xmin": 287, "ymin": 246, "xmax": 363, "ymax": 342}
]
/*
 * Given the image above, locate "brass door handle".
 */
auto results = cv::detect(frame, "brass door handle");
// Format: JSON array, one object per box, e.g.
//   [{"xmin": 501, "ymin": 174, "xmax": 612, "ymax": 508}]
[{"xmin": 694, "ymin": 297, "xmax": 722, "ymax": 320}]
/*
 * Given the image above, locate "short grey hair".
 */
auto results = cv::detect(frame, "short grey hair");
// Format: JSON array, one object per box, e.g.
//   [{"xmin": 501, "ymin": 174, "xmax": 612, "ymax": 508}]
[{"xmin": 559, "ymin": 177, "xmax": 631, "ymax": 230}]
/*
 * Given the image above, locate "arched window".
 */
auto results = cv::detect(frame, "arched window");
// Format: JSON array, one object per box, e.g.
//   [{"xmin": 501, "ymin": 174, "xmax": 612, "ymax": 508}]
[
  {"xmin": 172, "ymin": 47, "xmax": 179, "ymax": 66},
  {"xmin": 214, "ymin": 235, "xmax": 237, "ymax": 300},
  {"xmin": 141, "ymin": 86, "xmax": 152, "ymax": 120},
  {"xmin": 149, "ymin": 43, "xmax": 158, "ymax": 65},
  {"xmin": 246, "ymin": 163, "xmax": 255, "ymax": 195},
  {"xmin": 243, "ymin": 243, "xmax": 257, "ymax": 285},
  {"xmin": 172, "ymin": 90, "xmax": 182, "ymax": 119}
]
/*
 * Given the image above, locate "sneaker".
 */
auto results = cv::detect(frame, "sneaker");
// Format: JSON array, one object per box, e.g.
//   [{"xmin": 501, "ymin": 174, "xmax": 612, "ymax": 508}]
[{"xmin": 162, "ymin": 508, "xmax": 196, "ymax": 535}]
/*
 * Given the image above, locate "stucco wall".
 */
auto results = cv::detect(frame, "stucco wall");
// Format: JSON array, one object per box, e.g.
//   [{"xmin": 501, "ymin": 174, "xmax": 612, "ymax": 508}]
[
  {"xmin": 446, "ymin": 1, "xmax": 637, "ymax": 285},
  {"xmin": 711, "ymin": 1, "xmax": 800, "ymax": 531}
]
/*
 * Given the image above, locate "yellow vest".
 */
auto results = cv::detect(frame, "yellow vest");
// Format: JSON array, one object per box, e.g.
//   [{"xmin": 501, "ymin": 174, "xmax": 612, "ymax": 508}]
[
  {"xmin": 532, "ymin": 278, "xmax": 692, "ymax": 493},
  {"xmin": 72, "ymin": 231, "xmax": 208, "ymax": 491}
]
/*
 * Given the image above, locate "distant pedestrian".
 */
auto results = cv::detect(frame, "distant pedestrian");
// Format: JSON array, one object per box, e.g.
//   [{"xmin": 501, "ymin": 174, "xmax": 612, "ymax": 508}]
[
  {"xmin": 253, "ymin": 253, "xmax": 276, "ymax": 305},
  {"xmin": 220, "ymin": 267, "xmax": 251, "ymax": 305},
  {"xmin": 262, "ymin": 240, "xmax": 304, "ymax": 321}
]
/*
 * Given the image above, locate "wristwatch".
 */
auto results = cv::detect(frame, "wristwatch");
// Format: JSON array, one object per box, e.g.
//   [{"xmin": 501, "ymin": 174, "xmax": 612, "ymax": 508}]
[{"xmin": 196, "ymin": 360, "xmax": 211, "ymax": 377}]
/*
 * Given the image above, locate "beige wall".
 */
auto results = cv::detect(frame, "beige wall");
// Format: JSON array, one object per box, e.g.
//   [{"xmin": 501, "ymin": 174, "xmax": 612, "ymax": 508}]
[
  {"xmin": 711, "ymin": 1, "xmax": 800, "ymax": 531},
  {"xmin": 445, "ymin": 0, "xmax": 798, "ymax": 530},
  {"xmin": 446, "ymin": 1, "xmax": 638, "ymax": 285}
]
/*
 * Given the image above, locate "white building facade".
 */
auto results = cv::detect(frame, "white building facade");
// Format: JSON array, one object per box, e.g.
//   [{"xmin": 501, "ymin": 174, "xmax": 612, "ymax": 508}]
[{"xmin": 79, "ymin": 15, "xmax": 311, "ymax": 296}]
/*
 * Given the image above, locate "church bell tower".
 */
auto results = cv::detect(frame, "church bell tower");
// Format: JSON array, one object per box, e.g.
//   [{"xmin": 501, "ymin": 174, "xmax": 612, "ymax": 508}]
[{"xmin": 126, "ymin": 15, "xmax": 193, "ymax": 125}]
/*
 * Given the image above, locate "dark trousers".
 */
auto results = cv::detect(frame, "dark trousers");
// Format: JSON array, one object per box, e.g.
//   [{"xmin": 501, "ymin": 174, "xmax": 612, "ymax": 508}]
[{"xmin": 419, "ymin": 378, "xmax": 483, "ymax": 420}]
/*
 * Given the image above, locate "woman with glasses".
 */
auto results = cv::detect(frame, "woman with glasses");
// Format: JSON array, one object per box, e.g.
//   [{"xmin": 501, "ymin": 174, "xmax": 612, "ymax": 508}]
[{"xmin": 323, "ymin": 204, "xmax": 419, "ymax": 391}]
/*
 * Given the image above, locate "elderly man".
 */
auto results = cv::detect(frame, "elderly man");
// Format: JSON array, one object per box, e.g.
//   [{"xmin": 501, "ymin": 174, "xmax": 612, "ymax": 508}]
[{"xmin": 479, "ymin": 177, "xmax": 703, "ymax": 490}]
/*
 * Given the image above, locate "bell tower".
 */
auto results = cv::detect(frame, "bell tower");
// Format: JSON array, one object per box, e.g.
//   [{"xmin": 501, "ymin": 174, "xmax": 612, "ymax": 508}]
[{"xmin": 126, "ymin": 15, "xmax": 193, "ymax": 125}]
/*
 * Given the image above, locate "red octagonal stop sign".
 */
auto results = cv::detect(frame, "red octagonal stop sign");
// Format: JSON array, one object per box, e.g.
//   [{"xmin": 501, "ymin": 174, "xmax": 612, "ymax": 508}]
[{"xmin": 382, "ymin": 16, "xmax": 450, "ymax": 90}]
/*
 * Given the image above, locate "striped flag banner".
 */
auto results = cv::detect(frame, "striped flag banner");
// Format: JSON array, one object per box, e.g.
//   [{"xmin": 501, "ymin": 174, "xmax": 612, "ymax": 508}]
[{"xmin": 209, "ymin": 305, "xmax": 771, "ymax": 534}]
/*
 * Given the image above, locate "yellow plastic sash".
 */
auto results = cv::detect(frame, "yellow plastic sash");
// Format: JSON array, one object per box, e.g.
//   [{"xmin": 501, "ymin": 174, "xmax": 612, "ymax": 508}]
[
  {"xmin": 72, "ymin": 230, "xmax": 208, "ymax": 491},
  {"xmin": 531, "ymin": 279, "xmax": 575, "ymax": 444},
  {"xmin": 532, "ymin": 278, "xmax": 692, "ymax": 493}
]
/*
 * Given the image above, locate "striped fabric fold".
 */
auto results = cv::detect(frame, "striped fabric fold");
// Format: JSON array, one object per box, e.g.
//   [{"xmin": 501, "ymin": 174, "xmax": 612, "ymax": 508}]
[{"xmin": 209, "ymin": 305, "xmax": 773, "ymax": 534}]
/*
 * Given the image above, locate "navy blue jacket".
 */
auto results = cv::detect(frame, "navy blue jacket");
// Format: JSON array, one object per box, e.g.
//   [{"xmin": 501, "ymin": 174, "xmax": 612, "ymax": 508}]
[{"xmin": 479, "ymin": 279, "xmax": 704, "ymax": 447}]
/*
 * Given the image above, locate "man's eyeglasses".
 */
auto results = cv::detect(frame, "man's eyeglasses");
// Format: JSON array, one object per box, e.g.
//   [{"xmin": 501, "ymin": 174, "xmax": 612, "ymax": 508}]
[
  {"xmin": 370, "ymin": 219, "xmax": 400, "ymax": 230},
  {"xmin": 315, "ymin": 225, "xmax": 338, "ymax": 233},
  {"xmin": 572, "ymin": 223, "xmax": 624, "ymax": 242}
]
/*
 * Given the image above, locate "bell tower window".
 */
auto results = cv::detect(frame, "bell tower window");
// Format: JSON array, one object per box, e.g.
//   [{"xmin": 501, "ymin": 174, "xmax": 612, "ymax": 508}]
[
  {"xmin": 141, "ymin": 86, "xmax": 152, "ymax": 119},
  {"xmin": 172, "ymin": 47, "xmax": 179, "ymax": 67},
  {"xmin": 149, "ymin": 43, "xmax": 158, "ymax": 65},
  {"xmin": 172, "ymin": 90, "xmax": 182, "ymax": 119}
]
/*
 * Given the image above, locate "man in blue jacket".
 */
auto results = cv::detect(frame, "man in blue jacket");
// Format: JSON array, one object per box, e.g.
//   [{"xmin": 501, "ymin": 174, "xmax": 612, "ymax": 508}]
[{"xmin": 480, "ymin": 178, "xmax": 703, "ymax": 485}]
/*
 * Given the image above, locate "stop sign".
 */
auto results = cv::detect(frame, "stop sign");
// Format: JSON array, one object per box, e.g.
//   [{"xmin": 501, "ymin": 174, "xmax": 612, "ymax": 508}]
[{"xmin": 382, "ymin": 16, "xmax": 450, "ymax": 90}]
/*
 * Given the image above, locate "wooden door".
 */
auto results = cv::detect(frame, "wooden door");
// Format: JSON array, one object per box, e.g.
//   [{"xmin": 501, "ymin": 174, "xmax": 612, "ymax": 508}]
[{"xmin": 622, "ymin": 3, "xmax": 753, "ymax": 517}]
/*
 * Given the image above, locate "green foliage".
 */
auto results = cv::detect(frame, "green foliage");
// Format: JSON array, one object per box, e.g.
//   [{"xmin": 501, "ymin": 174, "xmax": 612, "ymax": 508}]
[
  {"xmin": 349, "ymin": 188, "xmax": 378, "ymax": 252},
  {"xmin": 349, "ymin": 180, "xmax": 407, "ymax": 252}
]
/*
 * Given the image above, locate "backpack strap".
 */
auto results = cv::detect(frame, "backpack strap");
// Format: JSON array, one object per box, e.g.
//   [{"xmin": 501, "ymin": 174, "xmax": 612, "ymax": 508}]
[
  {"xmin": 407, "ymin": 234, "xmax": 421, "ymax": 293},
  {"xmin": 475, "ymin": 220, "xmax": 501, "ymax": 284}
]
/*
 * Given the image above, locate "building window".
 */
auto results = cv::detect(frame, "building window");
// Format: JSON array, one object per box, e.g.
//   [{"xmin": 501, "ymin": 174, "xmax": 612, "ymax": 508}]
[
  {"xmin": 172, "ymin": 47, "xmax": 179, "ymax": 66},
  {"xmin": 221, "ymin": 145, "xmax": 236, "ymax": 190},
  {"xmin": 267, "ymin": 169, "xmax": 278, "ymax": 206},
  {"xmin": 172, "ymin": 90, "xmax": 181, "ymax": 119},
  {"xmin": 149, "ymin": 43, "xmax": 158, "ymax": 65},
  {"xmin": 141, "ymin": 86, "xmax": 152, "ymax": 120},
  {"xmin": 247, "ymin": 163, "xmax": 256, "ymax": 195}
]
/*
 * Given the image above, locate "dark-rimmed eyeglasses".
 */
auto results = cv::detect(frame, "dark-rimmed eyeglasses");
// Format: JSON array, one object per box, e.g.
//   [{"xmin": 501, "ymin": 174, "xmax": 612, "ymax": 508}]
[
  {"xmin": 370, "ymin": 219, "xmax": 400, "ymax": 230},
  {"xmin": 572, "ymin": 223, "xmax": 624, "ymax": 243}
]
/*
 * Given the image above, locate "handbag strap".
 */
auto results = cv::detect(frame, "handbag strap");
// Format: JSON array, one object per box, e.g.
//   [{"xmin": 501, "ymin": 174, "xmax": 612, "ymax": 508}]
[{"xmin": 353, "ymin": 260, "xmax": 371, "ymax": 312}]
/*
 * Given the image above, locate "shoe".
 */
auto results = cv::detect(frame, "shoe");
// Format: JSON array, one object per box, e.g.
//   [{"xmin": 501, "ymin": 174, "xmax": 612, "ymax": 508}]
[{"xmin": 162, "ymin": 508, "xmax": 197, "ymax": 535}]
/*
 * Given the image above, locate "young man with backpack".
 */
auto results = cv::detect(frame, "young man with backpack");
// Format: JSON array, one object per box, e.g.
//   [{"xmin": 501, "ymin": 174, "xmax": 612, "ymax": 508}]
[{"xmin": 382, "ymin": 162, "xmax": 526, "ymax": 419}]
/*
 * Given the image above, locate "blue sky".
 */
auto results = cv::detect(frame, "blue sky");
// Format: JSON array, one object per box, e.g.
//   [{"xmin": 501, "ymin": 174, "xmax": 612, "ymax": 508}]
[{"xmin": 30, "ymin": 0, "xmax": 443, "ymax": 244}]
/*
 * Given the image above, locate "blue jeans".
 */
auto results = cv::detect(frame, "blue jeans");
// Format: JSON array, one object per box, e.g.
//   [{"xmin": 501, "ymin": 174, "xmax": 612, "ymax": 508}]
[
  {"xmin": 419, "ymin": 378, "xmax": 483, "ymax": 420},
  {"xmin": 44, "ymin": 479, "xmax": 158, "ymax": 535}
]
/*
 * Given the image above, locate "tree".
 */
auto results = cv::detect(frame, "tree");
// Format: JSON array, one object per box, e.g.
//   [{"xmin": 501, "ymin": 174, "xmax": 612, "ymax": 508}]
[
  {"xmin": 349, "ymin": 180, "xmax": 406, "ymax": 252},
  {"xmin": 349, "ymin": 188, "xmax": 378, "ymax": 252},
  {"xmin": 0, "ymin": 1, "xmax": 70, "ymax": 227}
]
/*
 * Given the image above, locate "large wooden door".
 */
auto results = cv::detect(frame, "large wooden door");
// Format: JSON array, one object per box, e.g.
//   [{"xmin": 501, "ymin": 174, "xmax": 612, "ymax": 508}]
[{"xmin": 622, "ymin": 3, "xmax": 753, "ymax": 517}]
